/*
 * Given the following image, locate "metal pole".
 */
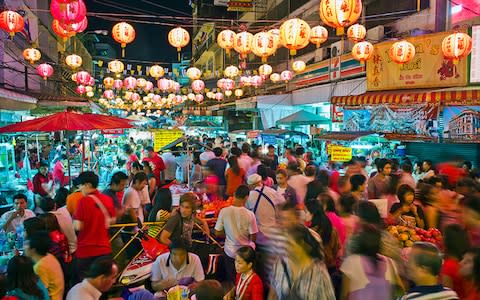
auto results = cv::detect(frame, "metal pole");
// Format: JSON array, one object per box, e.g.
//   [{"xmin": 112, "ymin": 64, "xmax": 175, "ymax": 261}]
[{"xmin": 35, "ymin": 135, "xmax": 40, "ymax": 163}]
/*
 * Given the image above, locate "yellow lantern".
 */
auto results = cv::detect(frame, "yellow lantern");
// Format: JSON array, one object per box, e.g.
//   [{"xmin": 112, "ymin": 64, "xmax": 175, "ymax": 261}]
[
  {"xmin": 65, "ymin": 54, "xmax": 82, "ymax": 69},
  {"xmin": 149, "ymin": 65, "xmax": 165, "ymax": 79},
  {"xmin": 252, "ymin": 31, "xmax": 276, "ymax": 62},
  {"xmin": 292, "ymin": 60, "xmax": 306, "ymax": 73},
  {"xmin": 234, "ymin": 89, "xmax": 243, "ymax": 98},
  {"xmin": 319, "ymin": 0, "xmax": 363, "ymax": 34},
  {"xmin": 442, "ymin": 32, "xmax": 473, "ymax": 64},
  {"xmin": 168, "ymin": 27, "xmax": 190, "ymax": 54},
  {"xmin": 186, "ymin": 67, "xmax": 202, "ymax": 80},
  {"xmin": 23, "ymin": 48, "xmax": 41, "ymax": 64},
  {"xmin": 234, "ymin": 31, "xmax": 254, "ymax": 59},
  {"xmin": 217, "ymin": 30, "xmax": 236, "ymax": 55},
  {"xmin": 225, "ymin": 90, "xmax": 232, "ymax": 97},
  {"xmin": 224, "ymin": 65, "xmax": 240, "ymax": 78},
  {"xmin": 187, "ymin": 93, "xmax": 195, "ymax": 101},
  {"xmin": 86, "ymin": 91, "xmax": 94, "ymax": 98},
  {"xmin": 347, "ymin": 24, "xmax": 366, "ymax": 42},
  {"xmin": 112, "ymin": 22, "xmax": 136, "ymax": 57},
  {"xmin": 103, "ymin": 77, "xmax": 114, "ymax": 88},
  {"xmin": 388, "ymin": 40, "xmax": 416, "ymax": 64},
  {"xmin": 108, "ymin": 60, "xmax": 124, "ymax": 73},
  {"xmin": 71, "ymin": 72, "xmax": 77, "ymax": 82},
  {"xmin": 259, "ymin": 64, "xmax": 273, "ymax": 76},
  {"xmin": 136, "ymin": 78, "xmax": 147, "ymax": 88},
  {"xmin": 279, "ymin": 18, "xmax": 311, "ymax": 56},
  {"xmin": 351, "ymin": 41, "xmax": 374, "ymax": 64},
  {"xmin": 270, "ymin": 73, "xmax": 281, "ymax": 82},
  {"xmin": 310, "ymin": 26, "xmax": 328, "ymax": 48}
]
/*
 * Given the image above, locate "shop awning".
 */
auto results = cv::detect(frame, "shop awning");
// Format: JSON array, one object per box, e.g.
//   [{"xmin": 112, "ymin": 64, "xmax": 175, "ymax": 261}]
[
  {"xmin": 331, "ymin": 88, "xmax": 480, "ymax": 106},
  {"xmin": 0, "ymin": 88, "xmax": 37, "ymax": 110},
  {"xmin": 276, "ymin": 110, "xmax": 330, "ymax": 126},
  {"xmin": 314, "ymin": 131, "xmax": 375, "ymax": 141}
]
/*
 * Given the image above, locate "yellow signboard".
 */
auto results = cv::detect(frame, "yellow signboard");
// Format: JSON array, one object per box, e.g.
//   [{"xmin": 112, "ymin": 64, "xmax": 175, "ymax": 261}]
[
  {"xmin": 367, "ymin": 32, "xmax": 468, "ymax": 91},
  {"xmin": 330, "ymin": 146, "xmax": 353, "ymax": 162},
  {"xmin": 152, "ymin": 129, "xmax": 183, "ymax": 152}
]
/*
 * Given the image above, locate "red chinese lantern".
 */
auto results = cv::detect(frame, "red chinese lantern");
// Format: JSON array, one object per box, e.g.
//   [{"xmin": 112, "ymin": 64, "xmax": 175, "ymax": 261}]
[
  {"xmin": 279, "ymin": 18, "xmax": 311, "ymax": 56},
  {"xmin": 240, "ymin": 76, "xmax": 251, "ymax": 87},
  {"xmin": 223, "ymin": 78, "xmax": 235, "ymax": 91},
  {"xmin": 103, "ymin": 89, "xmax": 114, "ymax": 100},
  {"xmin": 144, "ymin": 81, "xmax": 154, "ymax": 92},
  {"xmin": 280, "ymin": 70, "xmax": 293, "ymax": 82},
  {"xmin": 123, "ymin": 76, "xmax": 137, "ymax": 90},
  {"xmin": 112, "ymin": 22, "xmax": 135, "ymax": 57},
  {"xmin": 37, "ymin": 63, "xmax": 54, "ymax": 80},
  {"xmin": 87, "ymin": 77, "xmax": 95, "ymax": 86},
  {"xmin": 131, "ymin": 93, "xmax": 141, "ymax": 102},
  {"xmin": 234, "ymin": 31, "xmax": 254, "ymax": 59},
  {"xmin": 113, "ymin": 79, "xmax": 123, "ymax": 89},
  {"xmin": 217, "ymin": 30, "xmax": 236, "ymax": 55},
  {"xmin": 23, "ymin": 48, "xmax": 41, "ymax": 64},
  {"xmin": 388, "ymin": 40, "xmax": 416, "ymax": 64},
  {"xmin": 52, "ymin": 19, "xmax": 75, "ymax": 41},
  {"xmin": 442, "ymin": 32, "xmax": 473, "ymax": 64},
  {"xmin": 0, "ymin": 10, "xmax": 24, "ymax": 37},
  {"xmin": 158, "ymin": 78, "xmax": 173, "ymax": 92},
  {"xmin": 217, "ymin": 78, "xmax": 226, "ymax": 90},
  {"xmin": 76, "ymin": 71, "xmax": 91, "ymax": 85},
  {"xmin": 319, "ymin": 0, "xmax": 362, "ymax": 34},
  {"xmin": 351, "ymin": 41, "xmax": 374, "ymax": 63},
  {"xmin": 195, "ymin": 94, "xmax": 204, "ymax": 103},
  {"xmin": 252, "ymin": 31, "xmax": 276, "ymax": 62},
  {"xmin": 103, "ymin": 77, "xmax": 114, "ymax": 88},
  {"xmin": 191, "ymin": 80, "xmax": 205, "ymax": 93},
  {"xmin": 251, "ymin": 75, "xmax": 263, "ymax": 87},
  {"xmin": 347, "ymin": 24, "xmax": 366, "ymax": 42},
  {"xmin": 50, "ymin": 0, "xmax": 87, "ymax": 26},
  {"xmin": 310, "ymin": 25, "xmax": 328, "ymax": 48},
  {"xmin": 76, "ymin": 85, "xmax": 86, "ymax": 95},
  {"xmin": 215, "ymin": 92, "xmax": 224, "ymax": 101}
]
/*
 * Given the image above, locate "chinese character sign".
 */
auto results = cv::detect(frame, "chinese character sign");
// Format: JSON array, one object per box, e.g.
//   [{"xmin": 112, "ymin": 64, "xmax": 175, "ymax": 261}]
[{"xmin": 367, "ymin": 32, "xmax": 468, "ymax": 91}]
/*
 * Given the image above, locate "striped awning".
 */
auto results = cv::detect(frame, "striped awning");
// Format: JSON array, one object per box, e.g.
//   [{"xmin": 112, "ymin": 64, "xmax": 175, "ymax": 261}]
[{"xmin": 331, "ymin": 89, "xmax": 480, "ymax": 106}]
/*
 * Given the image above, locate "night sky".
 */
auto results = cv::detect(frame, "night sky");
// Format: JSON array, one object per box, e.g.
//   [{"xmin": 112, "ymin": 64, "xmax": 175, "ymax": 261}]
[{"xmin": 84, "ymin": 0, "xmax": 192, "ymax": 64}]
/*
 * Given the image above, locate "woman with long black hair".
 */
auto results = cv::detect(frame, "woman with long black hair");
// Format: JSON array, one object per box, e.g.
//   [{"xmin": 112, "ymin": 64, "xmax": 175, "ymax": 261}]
[{"xmin": 5, "ymin": 256, "xmax": 49, "ymax": 300}]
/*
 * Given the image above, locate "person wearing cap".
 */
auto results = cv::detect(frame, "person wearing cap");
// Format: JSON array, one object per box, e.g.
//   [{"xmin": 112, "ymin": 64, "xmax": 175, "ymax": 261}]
[
  {"xmin": 150, "ymin": 239, "xmax": 205, "ymax": 293},
  {"xmin": 73, "ymin": 171, "xmax": 116, "ymax": 283},
  {"xmin": 246, "ymin": 173, "xmax": 284, "ymax": 245}
]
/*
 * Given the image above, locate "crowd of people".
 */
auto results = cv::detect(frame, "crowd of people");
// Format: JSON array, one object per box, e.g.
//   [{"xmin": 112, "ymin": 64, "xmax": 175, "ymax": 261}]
[{"xmin": 0, "ymin": 136, "xmax": 480, "ymax": 300}]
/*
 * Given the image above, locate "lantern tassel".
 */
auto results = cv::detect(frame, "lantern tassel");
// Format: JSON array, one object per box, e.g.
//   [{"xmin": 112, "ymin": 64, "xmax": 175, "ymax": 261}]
[
  {"xmin": 178, "ymin": 52, "xmax": 181, "ymax": 61},
  {"xmin": 122, "ymin": 48, "xmax": 125, "ymax": 58}
]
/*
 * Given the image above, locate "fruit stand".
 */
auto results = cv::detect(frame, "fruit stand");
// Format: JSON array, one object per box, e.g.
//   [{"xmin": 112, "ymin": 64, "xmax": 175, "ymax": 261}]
[{"xmin": 387, "ymin": 225, "xmax": 443, "ymax": 249}]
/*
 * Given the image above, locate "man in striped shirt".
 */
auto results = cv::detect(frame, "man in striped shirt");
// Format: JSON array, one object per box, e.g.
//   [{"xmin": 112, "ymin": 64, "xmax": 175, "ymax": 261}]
[{"xmin": 399, "ymin": 242, "xmax": 459, "ymax": 300}]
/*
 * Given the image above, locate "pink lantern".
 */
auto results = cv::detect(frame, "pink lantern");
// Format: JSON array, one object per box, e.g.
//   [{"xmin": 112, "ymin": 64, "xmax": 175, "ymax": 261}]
[
  {"xmin": 76, "ymin": 71, "xmax": 91, "ymax": 85},
  {"xmin": 153, "ymin": 94, "xmax": 161, "ymax": 104},
  {"xmin": 87, "ymin": 77, "xmax": 95, "ymax": 86},
  {"xmin": 123, "ymin": 76, "xmax": 137, "ymax": 90},
  {"xmin": 215, "ymin": 92, "xmax": 224, "ymax": 101},
  {"xmin": 37, "ymin": 63, "xmax": 54, "ymax": 80},
  {"xmin": 103, "ymin": 89, "xmax": 114, "ymax": 99},
  {"xmin": 217, "ymin": 78, "xmax": 226, "ymax": 89},
  {"xmin": 157, "ymin": 78, "xmax": 171, "ymax": 92},
  {"xmin": 131, "ymin": 93, "xmax": 140, "ymax": 101},
  {"xmin": 251, "ymin": 75, "xmax": 263, "ymax": 87},
  {"xmin": 280, "ymin": 70, "xmax": 293, "ymax": 82},
  {"xmin": 195, "ymin": 94, "xmax": 204, "ymax": 103},
  {"xmin": 191, "ymin": 79, "xmax": 205, "ymax": 93},
  {"xmin": 75, "ymin": 85, "xmax": 86, "ymax": 95},
  {"xmin": 223, "ymin": 78, "xmax": 235, "ymax": 91},
  {"xmin": 113, "ymin": 79, "xmax": 123, "ymax": 89},
  {"xmin": 50, "ymin": 0, "xmax": 87, "ymax": 25},
  {"xmin": 144, "ymin": 81, "xmax": 154, "ymax": 92},
  {"xmin": 173, "ymin": 82, "xmax": 180, "ymax": 92}
]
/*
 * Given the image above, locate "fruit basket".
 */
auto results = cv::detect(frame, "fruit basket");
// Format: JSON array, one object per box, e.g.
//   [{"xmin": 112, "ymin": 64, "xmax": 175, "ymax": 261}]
[{"xmin": 387, "ymin": 225, "xmax": 443, "ymax": 249}]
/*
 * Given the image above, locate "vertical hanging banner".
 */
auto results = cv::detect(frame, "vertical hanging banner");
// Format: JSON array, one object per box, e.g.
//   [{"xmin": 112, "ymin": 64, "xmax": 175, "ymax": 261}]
[{"xmin": 367, "ymin": 32, "xmax": 468, "ymax": 91}]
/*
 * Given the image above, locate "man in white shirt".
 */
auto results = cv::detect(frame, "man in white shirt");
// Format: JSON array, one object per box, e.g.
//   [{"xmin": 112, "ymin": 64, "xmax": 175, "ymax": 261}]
[
  {"xmin": 0, "ymin": 194, "xmax": 35, "ymax": 232},
  {"xmin": 151, "ymin": 239, "xmax": 205, "ymax": 293},
  {"xmin": 123, "ymin": 172, "xmax": 148, "ymax": 223},
  {"xmin": 237, "ymin": 143, "xmax": 254, "ymax": 173},
  {"xmin": 161, "ymin": 151, "xmax": 177, "ymax": 182},
  {"xmin": 215, "ymin": 185, "xmax": 258, "ymax": 283},
  {"xmin": 199, "ymin": 142, "xmax": 215, "ymax": 166},
  {"xmin": 287, "ymin": 163, "xmax": 313, "ymax": 207},
  {"xmin": 67, "ymin": 257, "xmax": 119, "ymax": 300},
  {"xmin": 246, "ymin": 174, "xmax": 284, "ymax": 243}
]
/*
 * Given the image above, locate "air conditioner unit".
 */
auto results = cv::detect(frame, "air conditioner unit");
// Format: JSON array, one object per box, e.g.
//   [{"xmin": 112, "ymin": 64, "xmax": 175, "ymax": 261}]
[
  {"xmin": 330, "ymin": 41, "xmax": 344, "ymax": 57},
  {"xmin": 315, "ymin": 47, "xmax": 329, "ymax": 62},
  {"xmin": 367, "ymin": 25, "xmax": 385, "ymax": 42}
]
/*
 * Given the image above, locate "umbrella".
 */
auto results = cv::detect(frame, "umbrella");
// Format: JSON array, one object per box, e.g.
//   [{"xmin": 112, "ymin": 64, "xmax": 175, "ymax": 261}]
[
  {"xmin": 276, "ymin": 110, "xmax": 331, "ymax": 126},
  {"xmin": 0, "ymin": 111, "xmax": 133, "ymax": 133}
]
